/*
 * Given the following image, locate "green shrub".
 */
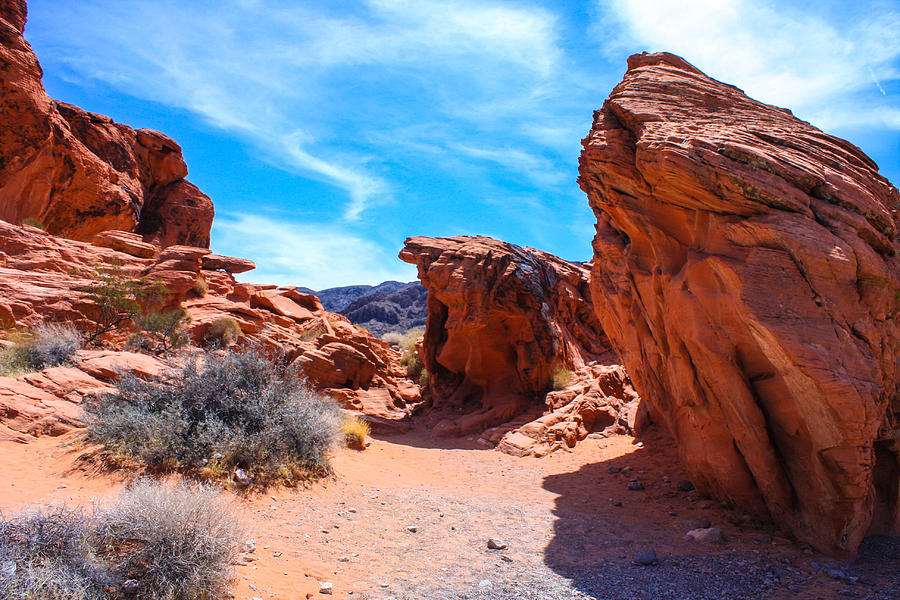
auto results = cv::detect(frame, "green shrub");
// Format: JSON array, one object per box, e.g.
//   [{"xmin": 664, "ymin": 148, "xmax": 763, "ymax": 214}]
[
  {"xmin": 133, "ymin": 307, "xmax": 191, "ymax": 354},
  {"xmin": 204, "ymin": 317, "xmax": 241, "ymax": 348},
  {"xmin": 0, "ymin": 481, "xmax": 242, "ymax": 600},
  {"xmin": 21, "ymin": 217, "xmax": 46, "ymax": 231},
  {"xmin": 84, "ymin": 349, "xmax": 341, "ymax": 484},
  {"xmin": 550, "ymin": 367, "xmax": 573, "ymax": 391},
  {"xmin": 0, "ymin": 324, "xmax": 81, "ymax": 376},
  {"xmin": 400, "ymin": 348, "xmax": 424, "ymax": 381},
  {"xmin": 80, "ymin": 262, "xmax": 167, "ymax": 344}
]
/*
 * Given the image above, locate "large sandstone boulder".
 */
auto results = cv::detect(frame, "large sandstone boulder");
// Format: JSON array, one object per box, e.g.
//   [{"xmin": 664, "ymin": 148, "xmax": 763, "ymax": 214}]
[
  {"xmin": 0, "ymin": 2, "xmax": 213, "ymax": 247},
  {"xmin": 578, "ymin": 52, "xmax": 900, "ymax": 556},
  {"xmin": 400, "ymin": 236, "xmax": 624, "ymax": 436}
]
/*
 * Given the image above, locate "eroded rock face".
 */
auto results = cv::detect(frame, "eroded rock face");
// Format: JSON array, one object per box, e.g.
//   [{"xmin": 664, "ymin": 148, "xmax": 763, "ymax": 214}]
[
  {"xmin": 400, "ymin": 236, "xmax": 621, "ymax": 436},
  {"xmin": 578, "ymin": 52, "xmax": 900, "ymax": 556},
  {"xmin": 0, "ymin": 221, "xmax": 420, "ymax": 439},
  {"xmin": 0, "ymin": 2, "xmax": 213, "ymax": 247}
]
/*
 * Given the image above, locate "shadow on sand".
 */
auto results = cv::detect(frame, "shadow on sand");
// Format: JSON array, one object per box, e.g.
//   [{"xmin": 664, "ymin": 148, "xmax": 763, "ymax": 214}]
[{"xmin": 541, "ymin": 427, "xmax": 900, "ymax": 600}]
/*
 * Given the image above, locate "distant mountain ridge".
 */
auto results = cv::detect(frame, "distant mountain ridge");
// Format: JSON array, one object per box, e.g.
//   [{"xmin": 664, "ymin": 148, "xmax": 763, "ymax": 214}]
[{"xmin": 298, "ymin": 281, "xmax": 427, "ymax": 337}]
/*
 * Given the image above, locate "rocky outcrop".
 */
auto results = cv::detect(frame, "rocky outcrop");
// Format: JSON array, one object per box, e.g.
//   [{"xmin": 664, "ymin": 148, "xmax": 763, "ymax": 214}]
[
  {"xmin": 0, "ymin": 221, "xmax": 421, "ymax": 439},
  {"xmin": 400, "ymin": 235, "xmax": 636, "ymax": 441},
  {"xmin": 0, "ymin": 2, "xmax": 213, "ymax": 247},
  {"xmin": 578, "ymin": 52, "xmax": 900, "ymax": 556}
]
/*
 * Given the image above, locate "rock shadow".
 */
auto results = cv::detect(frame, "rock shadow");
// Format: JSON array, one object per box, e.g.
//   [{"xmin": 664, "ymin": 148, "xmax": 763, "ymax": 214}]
[{"xmin": 541, "ymin": 427, "xmax": 900, "ymax": 600}]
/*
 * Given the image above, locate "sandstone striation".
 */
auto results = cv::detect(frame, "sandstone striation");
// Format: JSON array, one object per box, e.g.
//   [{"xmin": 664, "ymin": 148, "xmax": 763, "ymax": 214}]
[
  {"xmin": 0, "ymin": 2, "xmax": 213, "ymax": 247},
  {"xmin": 578, "ymin": 52, "xmax": 900, "ymax": 556},
  {"xmin": 0, "ymin": 221, "xmax": 420, "ymax": 439},
  {"xmin": 400, "ymin": 235, "xmax": 638, "ymax": 445}
]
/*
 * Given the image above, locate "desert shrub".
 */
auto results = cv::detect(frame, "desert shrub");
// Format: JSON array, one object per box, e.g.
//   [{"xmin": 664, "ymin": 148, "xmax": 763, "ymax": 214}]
[
  {"xmin": 550, "ymin": 367, "xmax": 573, "ymax": 391},
  {"xmin": 191, "ymin": 275, "xmax": 208, "ymax": 298},
  {"xmin": 133, "ymin": 307, "xmax": 191, "ymax": 354},
  {"xmin": 80, "ymin": 262, "xmax": 167, "ymax": 344},
  {"xmin": 95, "ymin": 480, "xmax": 242, "ymax": 600},
  {"xmin": 0, "ymin": 481, "xmax": 242, "ymax": 600},
  {"xmin": 204, "ymin": 317, "xmax": 241, "ymax": 348},
  {"xmin": 0, "ymin": 324, "xmax": 81, "ymax": 376},
  {"xmin": 340, "ymin": 416, "xmax": 371, "ymax": 450},
  {"xmin": 0, "ymin": 507, "xmax": 110, "ymax": 600},
  {"xmin": 382, "ymin": 327, "xmax": 423, "ymax": 351},
  {"xmin": 84, "ymin": 349, "xmax": 342, "ymax": 484},
  {"xmin": 22, "ymin": 217, "xmax": 46, "ymax": 230},
  {"xmin": 418, "ymin": 368, "xmax": 430, "ymax": 388},
  {"xmin": 401, "ymin": 348, "xmax": 424, "ymax": 382}
]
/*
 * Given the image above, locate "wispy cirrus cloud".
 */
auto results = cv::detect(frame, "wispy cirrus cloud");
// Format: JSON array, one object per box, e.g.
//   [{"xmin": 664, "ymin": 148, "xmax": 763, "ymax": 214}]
[
  {"xmin": 598, "ymin": 0, "xmax": 900, "ymax": 130},
  {"xmin": 31, "ymin": 0, "xmax": 563, "ymax": 220}
]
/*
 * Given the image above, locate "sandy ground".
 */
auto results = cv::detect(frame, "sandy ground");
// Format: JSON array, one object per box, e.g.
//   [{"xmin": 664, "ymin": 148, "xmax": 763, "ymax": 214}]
[{"xmin": 0, "ymin": 428, "xmax": 897, "ymax": 600}]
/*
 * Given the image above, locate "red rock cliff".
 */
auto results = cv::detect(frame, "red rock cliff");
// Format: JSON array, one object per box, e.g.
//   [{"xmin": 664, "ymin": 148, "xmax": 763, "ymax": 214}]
[
  {"xmin": 579, "ymin": 52, "xmax": 900, "ymax": 556},
  {"xmin": 0, "ymin": 1, "xmax": 213, "ymax": 247},
  {"xmin": 400, "ymin": 236, "xmax": 616, "ymax": 436}
]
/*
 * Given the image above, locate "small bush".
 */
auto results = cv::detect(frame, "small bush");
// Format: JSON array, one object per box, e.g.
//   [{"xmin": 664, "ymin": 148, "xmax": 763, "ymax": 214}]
[
  {"xmin": 95, "ymin": 481, "xmax": 242, "ymax": 600},
  {"xmin": 22, "ymin": 217, "xmax": 46, "ymax": 230},
  {"xmin": 204, "ymin": 317, "xmax": 241, "ymax": 348},
  {"xmin": 0, "ymin": 481, "xmax": 242, "ymax": 600},
  {"xmin": 550, "ymin": 367, "xmax": 573, "ymax": 391},
  {"xmin": 382, "ymin": 327, "xmax": 423, "ymax": 351},
  {"xmin": 191, "ymin": 275, "xmax": 208, "ymax": 298},
  {"xmin": 340, "ymin": 416, "xmax": 370, "ymax": 450},
  {"xmin": 0, "ymin": 324, "xmax": 81, "ymax": 376},
  {"xmin": 85, "ymin": 349, "xmax": 342, "ymax": 484},
  {"xmin": 134, "ymin": 307, "xmax": 190, "ymax": 354},
  {"xmin": 418, "ymin": 368, "xmax": 430, "ymax": 388},
  {"xmin": 80, "ymin": 262, "xmax": 167, "ymax": 344},
  {"xmin": 401, "ymin": 348, "xmax": 424, "ymax": 382}
]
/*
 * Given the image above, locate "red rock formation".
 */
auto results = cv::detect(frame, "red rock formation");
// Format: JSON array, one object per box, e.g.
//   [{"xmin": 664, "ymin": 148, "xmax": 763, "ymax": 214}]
[
  {"xmin": 0, "ymin": 2, "xmax": 213, "ymax": 247},
  {"xmin": 578, "ymin": 52, "xmax": 900, "ymax": 556},
  {"xmin": 0, "ymin": 221, "xmax": 420, "ymax": 439},
  {"xmin": 400, "ymin": 235, "xmax": 636, "ymax": 442}
]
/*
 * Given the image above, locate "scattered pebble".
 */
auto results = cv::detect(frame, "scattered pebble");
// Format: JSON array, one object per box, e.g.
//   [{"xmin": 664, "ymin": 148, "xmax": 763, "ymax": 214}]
[
  {"xmin": 318, "ymin": 581, "xmax": 333, "ymax": 595},
  {"xmin": 685, "ymin": 527, "xmax": 727, "ymax": 545},
  {"xmin": 627, "ymin": 480, "xmax": 645, "ymax": 491},
  {"xmin": 676, "ymin": 480, "xmax": 695, "ymax": 492},
  {"xmin": 632, "ymin": 551, "xmax": 659, "ymax": 566},
  {"xmin": 487, "ymin": 538, "xmax": 507, "ymax": 550}
]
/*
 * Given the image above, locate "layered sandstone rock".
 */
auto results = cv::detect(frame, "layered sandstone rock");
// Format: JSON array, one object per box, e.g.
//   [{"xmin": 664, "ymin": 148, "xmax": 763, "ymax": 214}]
[
  {"xmin": 400, "ymin": 235, "xmax": 636, "ymax": 442},
  {"xmin": 0, "ymin": 221, "xmax": 420, "ymax": 439},
  {"xmin": 578, "ymin": 52, "xmax": 900, "ymax": 556},
  {"xmin": 0, "ymin": 2, "xmax": 213, "ymax": 247}
]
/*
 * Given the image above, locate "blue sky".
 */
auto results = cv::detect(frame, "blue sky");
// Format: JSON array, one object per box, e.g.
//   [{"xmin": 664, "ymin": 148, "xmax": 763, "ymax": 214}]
[{"xmin": 24, "ymin": 0, "xmax": 900, "ymax": 289}]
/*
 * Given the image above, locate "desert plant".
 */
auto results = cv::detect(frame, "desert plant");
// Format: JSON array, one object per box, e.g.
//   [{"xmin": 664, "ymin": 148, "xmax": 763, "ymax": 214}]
[
  {"xmin": 401, "ymin": 348, "xmax": 425, "ymax": 381},
  {"xmin": 84, "ymin": 348, "xmax": 342, "ymax": 484},
  {"xmin": 191, "ymin": 275, "xmax": 208, "ymax": 298},
  {"xmin": 0, "ymin": 481, "xmax": 242, "ymax": 600},
  {"xmin": 550, "ymin": 367, "xmax": 573, "ymax": 391},
  {"xmin": 80, "ymin": 261, "xmax": 167, "ymax": 343},
  {"xmin": 204, "ymin": 316, "xmax": 241, "ymax": 348},
  {"xmin": 0, "ymin": 324, "xmax": 81, "ymax": 376},
  {"xmin": 134, "ymin": 307, "xmax": 191, "ymax": 354},
  {"xmin": 418, "ymin": 367, "xmax": 430, "ymax": 388},
  {"xmin": 382, "ymin": 327, "xmax": 423, "ymax": 350},
  {"xmin": 21, "ymin": 217, "xmax": 46, "ymax": 230},
  {"xmin": 340, "ymin": 416, "xmax": 371, "ymax": 450},
  {"xmin": 95, "ymin": 481, "xmax": 242, "ymax": 600}
]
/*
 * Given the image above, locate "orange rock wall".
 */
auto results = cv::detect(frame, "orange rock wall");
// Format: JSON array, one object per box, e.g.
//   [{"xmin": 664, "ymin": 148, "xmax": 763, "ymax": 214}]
[
  {"xmin": 578, "ymin": 52, "xmax": 900, "ymax": 556},
  {"xmin": 0, "ymin": 2, "xmax": 213, "ymax": 247}
]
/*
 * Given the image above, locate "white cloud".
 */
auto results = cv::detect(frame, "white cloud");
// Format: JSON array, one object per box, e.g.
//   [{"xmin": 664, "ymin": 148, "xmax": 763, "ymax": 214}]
[
  {"xmin": 600, "ymin": 0, "xmax": 900, "ymax": 129},
  {"xmin": 212, "ymin": 213, "xmax": 417, "ymax": 289},
  {"xmin": 32, "ymin": 0, "xmax": 562, "ymax": 219}
]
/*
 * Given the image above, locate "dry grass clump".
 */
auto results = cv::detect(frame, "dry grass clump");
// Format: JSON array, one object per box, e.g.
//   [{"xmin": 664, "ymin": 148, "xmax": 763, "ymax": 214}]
[
  {"xmin": 0, "ymin": 323, "xmax": 82, "ymax": 376},
  {"xmin": 84, "ymin": 348, "xmax": 341, "ymax": 485},
  {"xmin": 382, "ymin": 326, "xmax": 423, "ymax": 350},
  {"xmin": 550, "ymin": 367, "xmax": 573, "ymax": 391},
  {"xmin": 0, "ymin": 480, "xmax": 242, "ymax": 600},
  {"xmin": 191, "ymin": 275, "xmax": 208, "ymax": 298},
  {"xmin": 203, "ymin": 316, "xmax": 242, "ymax": 348},
  {"xmin": 340, "ymin": 416, "xmax": 371, "ymax": 450},
  {"xmin": 21, "ymin": 217, "xmax": 46, "ymax": 230}
]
